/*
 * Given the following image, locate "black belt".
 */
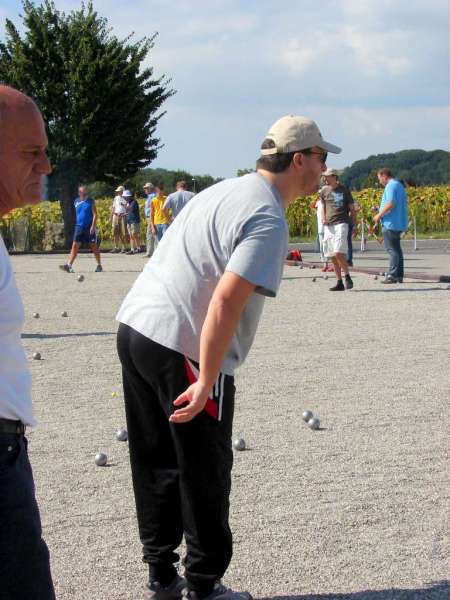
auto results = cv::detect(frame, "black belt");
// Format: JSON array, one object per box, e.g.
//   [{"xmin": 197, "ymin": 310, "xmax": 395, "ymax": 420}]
[{"xmin": 0, "ymin": 418, "xmax": 26, "ymax": 435}]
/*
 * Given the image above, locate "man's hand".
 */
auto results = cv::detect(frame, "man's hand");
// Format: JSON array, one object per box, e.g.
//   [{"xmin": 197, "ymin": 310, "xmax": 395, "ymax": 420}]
[
  {"xmin": 151, "ymin": 225, "xmax": 156, "ymax": 236},
  {"xmin": 90, "ymin": 225, "xmax": 96, "ymax": 235},
  {"xmin": 169, "ymin": 381, "xmax": 211, "ymax": 423},
  {"xmin": 373, "ymin": 213, "xmax": 381, "ymax": 224}
]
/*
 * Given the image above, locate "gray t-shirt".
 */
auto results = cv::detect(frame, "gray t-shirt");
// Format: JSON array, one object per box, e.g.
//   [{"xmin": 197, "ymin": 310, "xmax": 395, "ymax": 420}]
[
  {"xmin": 116, "ymin": 173, "xmax": 288, "ymax": 375},
  {"xmin": 163, "ymin": 189, "xmax": 195, "ymax": 219}
]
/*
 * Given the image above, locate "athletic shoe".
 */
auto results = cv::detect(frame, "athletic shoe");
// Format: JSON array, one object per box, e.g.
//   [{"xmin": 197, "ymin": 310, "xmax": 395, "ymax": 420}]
[
  {"xmin": 329, "ymin": 280, "xmax": 345, "ymax": 291},
  {"xmin": 133, "ymin": 249, "xmax": 140, "ymax": 254},
  {"xmin": 347, "ymin": 260, "xmax": 353, "ymax": 267},
  {"xmin": 110, "ymin": 248, "xmax": 120, "ymax": 253},
  {"xmin": 145, "ymin": 575, "xmax": 186, "ymax": 600},
  {"xmin": 59, "ymin": 263, "xmax": 74, "ymax": 273},
  {"xmin": 381, "ymin": 276, "xmax": 398, "ymax": 284},
  {"xmin": 95, "ymin": 264, "xmax": 103, "ymax": 272},
  {"xmin": 344, "ymin": 274, "xmax": 353, "ymax": 289},
  {"xmin": 126, "ymin": 249, "xmax": 135, "ymax": 255},
  {"xmin": 121, "ymin": 248, "xmax": 128, "ymax": 253},
  {"xmin": 184, "ymin": 582, "xmax": 252, "ymax": 600}
]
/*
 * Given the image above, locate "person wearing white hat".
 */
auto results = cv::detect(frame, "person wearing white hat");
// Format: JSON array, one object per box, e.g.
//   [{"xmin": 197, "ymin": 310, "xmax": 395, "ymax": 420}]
[
  {"xmin": 110, "ymin": 185, "xmax": 128, "ymax": 253},
  {"xmin": 143, "ymin": 182, "xmax": 157, "ymax": 257},
  {"xmin": 116, "ymin": 115, "xmax": 340, "ymax": 600},
  {"xmin": 320, "ymin": 168, "xmax": 355, "ymax": 290}
]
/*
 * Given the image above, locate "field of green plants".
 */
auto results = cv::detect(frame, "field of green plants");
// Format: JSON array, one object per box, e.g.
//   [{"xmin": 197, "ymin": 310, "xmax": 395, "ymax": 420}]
[{"xmin": 1, "ymin": 186, "xmax": 449, "ymax": 250}]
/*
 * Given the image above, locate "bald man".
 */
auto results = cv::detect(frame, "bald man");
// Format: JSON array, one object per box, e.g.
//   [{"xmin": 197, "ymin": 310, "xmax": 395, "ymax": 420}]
[{"xmin": 0, "ymin": 85, "xmax": 55, "ymax": 599}]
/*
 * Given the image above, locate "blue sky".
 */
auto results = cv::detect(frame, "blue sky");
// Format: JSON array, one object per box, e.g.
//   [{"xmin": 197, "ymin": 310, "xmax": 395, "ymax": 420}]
[{"xmin": 2, "ymin": 0, "xmax": 450, "ymax": 178}]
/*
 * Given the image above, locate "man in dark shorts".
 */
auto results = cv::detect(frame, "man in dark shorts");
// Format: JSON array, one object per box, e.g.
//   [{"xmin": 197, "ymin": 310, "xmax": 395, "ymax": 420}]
[
  {"xmin": 59, "ymin": 185, "xmax": 103, "ymax": 272},
  {"xmin": 116, "ymin": 115, "xmax": 341, "ymax": 600}
]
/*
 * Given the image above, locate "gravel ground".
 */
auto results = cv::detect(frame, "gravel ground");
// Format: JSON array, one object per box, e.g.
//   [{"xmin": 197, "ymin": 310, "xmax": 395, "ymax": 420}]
[{"xmin": 12, "ymin": 250, "xmax": 450, "ymax": 600}]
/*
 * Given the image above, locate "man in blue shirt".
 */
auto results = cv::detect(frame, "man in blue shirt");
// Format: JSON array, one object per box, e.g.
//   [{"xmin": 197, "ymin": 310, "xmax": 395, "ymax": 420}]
[
  {"xmin": 143, "ymin": 182, "xmax": 157, "ymax": 257},
  {"xmin": 374, "ymin": 168, "xmax": 408, "ymax": 283},
  {"xmin": 59, "ymin": 185, "xmax": 103, "ymax": 272}
]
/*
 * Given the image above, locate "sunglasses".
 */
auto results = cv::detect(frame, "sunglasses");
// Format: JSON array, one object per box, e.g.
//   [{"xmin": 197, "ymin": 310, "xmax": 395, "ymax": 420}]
[{"xmin": 302, "ymin": 149, "xmax": 328, "ymax": 164}]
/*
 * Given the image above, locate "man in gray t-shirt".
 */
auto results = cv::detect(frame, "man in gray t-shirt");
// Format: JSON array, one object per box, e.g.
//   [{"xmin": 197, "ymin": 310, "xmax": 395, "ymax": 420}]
[
  {"xmin": 116, "ymin": 115, "xmax": 341, "ymax": 600},
  {"xmin": 163, "ymin": 179, "xmax": 195, "ymax": 221}
]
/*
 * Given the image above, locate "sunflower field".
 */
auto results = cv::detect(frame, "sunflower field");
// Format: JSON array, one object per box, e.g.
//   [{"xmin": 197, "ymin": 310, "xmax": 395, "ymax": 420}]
[{"xmin": 1, "ymin": 186, "xmax": 449, "ymax": 250}]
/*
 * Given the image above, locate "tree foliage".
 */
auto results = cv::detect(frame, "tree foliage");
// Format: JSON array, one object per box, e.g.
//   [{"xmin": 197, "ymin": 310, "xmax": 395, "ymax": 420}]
[
  {"xmin": 0, "ymin": 0, "xmax": 174, "ymax": 242},
  {"xmin": 341, "ymin": 149, "xmax": 450, "ymax": 190}
]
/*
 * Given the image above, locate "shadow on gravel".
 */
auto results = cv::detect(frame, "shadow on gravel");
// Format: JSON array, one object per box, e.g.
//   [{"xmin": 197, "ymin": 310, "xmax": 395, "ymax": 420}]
[
  {"xmin": 22, "ymin": 331, "xmax": 114, "ymax": 339},
  {"xmin": 258, "ymin": 580, "xmax": 450, "ymax": 600},
  {"xmin": 353, "ymin": 288, "xmax": 446, "ymax": 293}
]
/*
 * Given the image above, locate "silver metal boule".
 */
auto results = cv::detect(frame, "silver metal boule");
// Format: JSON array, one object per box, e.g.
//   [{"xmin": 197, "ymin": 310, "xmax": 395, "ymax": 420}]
[
  {"xmin": 33, "ymin": 352, "xmax": 41, "ymax": 360},
  {"xmin": 312, "ymin": 278, "xmax": 316, "ymax": 282},
  {"xmin": 308, "ymin": 417, "xmax": 320, "ymax": 430},
  {"xmin": 61, "ymin": 311, "xmax": 68, "ymax": 317},
  {"xmin": 77, "ymin": 275, "xmax": 84, "ymax": 282},
  {"xmin": 302, "ymin": 410, "xmax": 313, "ymax": 422},
  {"xmin": 95, "ymin": 452, "xmax": 107, "ymax": 466},
  {"xmin": 233, "ymin": 438, "xmax": 246, "ymax": 451},
  {"xmin": 116, "ymin": 428, "xmax": 128, "ymax": 442},
  {"xmin": 33, "ymin": 312, "xmax": 40, "ymax": 319}
]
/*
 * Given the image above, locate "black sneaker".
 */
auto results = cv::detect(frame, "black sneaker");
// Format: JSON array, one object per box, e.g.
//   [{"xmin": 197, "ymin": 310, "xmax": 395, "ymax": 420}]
[
  {"xmin": 184, "ymin": 582, "xmax": 252, "ymax": 600},
  {"xmin": 329, "ymin": 280, "xmax": 345, "ymax": 291},
  {"xmin": 145, "ymin": 575, "xmax": 186, "ymax": 600},
  {"xmin": 95, "ymin": 264, "xmax": 103, "ymax": 272},
  {"xmin": 344, "ymin": 274, "xmax": 353, "ymax": 289}
]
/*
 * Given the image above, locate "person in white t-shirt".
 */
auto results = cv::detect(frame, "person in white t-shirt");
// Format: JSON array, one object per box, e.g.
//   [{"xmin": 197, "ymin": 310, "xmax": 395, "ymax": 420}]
[
  {"xmin": 0, "ymin": 85, "xmax": 55, "ymax": 598},
  {"xmin": 116, "ymin": 115, "xmax": 341, "ymax": 600},
  {"xmin": 110, "ymin": 185, "xmax": 128, "ymax": 253}
]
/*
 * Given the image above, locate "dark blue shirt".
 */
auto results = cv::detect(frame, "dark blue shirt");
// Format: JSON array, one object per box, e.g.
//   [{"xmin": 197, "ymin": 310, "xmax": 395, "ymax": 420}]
[
  {"xmin": 127, "ymin": 199, "xmax": 141, "ymax": 224},
  {"xmin": 74, "ymin": 197, "xmax": 94, "ymax": 229}
]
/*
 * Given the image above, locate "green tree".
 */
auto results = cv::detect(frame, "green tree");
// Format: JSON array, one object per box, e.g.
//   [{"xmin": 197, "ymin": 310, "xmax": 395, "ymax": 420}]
[{"xmin": 0, "ymin": 0, "xmax": 174, "ymax": 244}]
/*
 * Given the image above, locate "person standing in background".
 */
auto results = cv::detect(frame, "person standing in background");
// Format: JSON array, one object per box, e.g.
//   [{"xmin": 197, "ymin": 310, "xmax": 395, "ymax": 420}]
[
  {"xmin": 163, "ymin": 180, "xmax": 195, "ymax": 222},
  {"xmin": 110, "ymin": 185, "xmax": 128, "ymax": 253},
  {"xmin": 374, "ymin": 168, "xmax": 408, "ymax": 283},
  {"xmin": 151, "ymin": 184, "xmax": 170, "ymax": 241},
  {"xmin": 143, "ymin": 182, "xmax": 157, "ymax": 257}
]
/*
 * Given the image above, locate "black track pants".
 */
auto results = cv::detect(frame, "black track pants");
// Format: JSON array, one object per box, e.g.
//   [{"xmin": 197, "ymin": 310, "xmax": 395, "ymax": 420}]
[{"xmin": 117, "ymin": 323, "xmax": 235, "ymax": 595}]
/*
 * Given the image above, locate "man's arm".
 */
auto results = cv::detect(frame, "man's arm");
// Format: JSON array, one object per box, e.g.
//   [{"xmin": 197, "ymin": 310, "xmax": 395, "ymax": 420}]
[
  {"xmin": 169, "ymin": 271, "xmax": 256, "ymax": 423},
  {"xmin": 374, "ymin": 200, "xmax": 394, "ymax": 224},
  {"xmin": 90, "ymin": 202, "xmax": 97, "ymax": 233}
]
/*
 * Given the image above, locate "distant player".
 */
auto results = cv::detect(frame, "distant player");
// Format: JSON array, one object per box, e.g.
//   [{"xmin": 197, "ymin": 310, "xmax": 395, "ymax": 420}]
[{"xmin": 59, "ymin": 185, "xmax": 103, "ymax": 273}]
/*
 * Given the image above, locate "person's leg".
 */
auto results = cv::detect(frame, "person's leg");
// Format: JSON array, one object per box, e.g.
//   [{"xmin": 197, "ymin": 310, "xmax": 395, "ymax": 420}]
[
  {"xmin": 347, "ymin": 223, "xmax": 353, "ymax": 265},
  {"xmin": 146, "ymin": 219, "xmax": 155, "ymax": 256},
  {"xmin": 112, "ymin": 215, "xmax": 120, "ymax": 251},
  {"xmin": 336, "ymin": 253, "xmax": 349, "ymax": 276},
  {"xmin": 117, "ymin": 324, "xmax": 183, "ymax": 586},
  {"xmin": 155, "ymin": 224, "xmax": 163, "ymax": 242},
  {"xmin": 0, "ymin": 433, "xmax": 55, "ymax": 600},
  {"xmin": 127, "ymin": 225, "xmax": 135, "ymax": 252},
  {"xmin": 382, "ymin": 228, "xmax": 400, "ymax": 280},
  {"xmin": 331, "ymin": 255, "xmax": 341, "ymax": 280},
  {"xmin": 68, "ymin": 241, "xmax": 80, "ymax": 265}
]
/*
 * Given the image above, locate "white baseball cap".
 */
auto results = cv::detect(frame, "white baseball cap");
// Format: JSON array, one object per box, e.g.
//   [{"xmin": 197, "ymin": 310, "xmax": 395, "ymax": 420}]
[
  {"xmin": 323, "ymin": 168, "xmax": 339, "ymax": 177},
  {"xmin": 260, "ymin": 115, "xmax": 341, "ymax": 155},
  {"xmin": 115, "ymin": 185, "xmax": 124, "ymax": 192},
  {"xmin": 122, "ymin": 189, "xmax": 133, "ymax": 197}
]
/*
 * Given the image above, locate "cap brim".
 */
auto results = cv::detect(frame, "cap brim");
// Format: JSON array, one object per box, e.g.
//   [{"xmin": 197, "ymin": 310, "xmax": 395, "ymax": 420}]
[{"xmin": 319, "ymin": 140, "xmax": 342, "ymax": 154}]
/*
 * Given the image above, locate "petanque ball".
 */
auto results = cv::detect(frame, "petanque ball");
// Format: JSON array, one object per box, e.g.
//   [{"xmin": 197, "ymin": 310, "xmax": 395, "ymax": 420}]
[
  {"xmin": 302, "ymin": 410, "xmax": 313, "ymax": 422},
  {"xmin": 77, "ymin": 274, "xmax": 84, "ymax": 282},
  {"xmin": 311, "ymin": 265, "xmax": 316, "ymax": 269},
  {"xmin": 312, "ymin": 277, "xmax": 316, "ymax": 282},
  {"xmin": 308, "ymin": 417, "xmax": 320, "ymax": 430},
  {"xmin": 61, "ymin": 311, "xmax": 68, "ymax": 317},
  {"xmin": 111, "ymin": 391, "xmax": 118, "ymax": 398},
  {"xmin": 233, "ymin": 438, "xmax": 246, "ymax": 451},
  {"xmin": 33, "ymin": 352, "xmax": 41, "ymax": 360},
  {"xmin": 374, "ymin": 275, "xmax": 378, "ymax": 280},
  {"xmin": 95, "ymin": 452, "xmax": 108, "ymax": 466},
  {"xmin": 33, "ymin": 312, "xmax": 40, "ymax": 319},
  {"xmin": 324, "ymin": 275, "xmax": 329, "ymax": 280},
  {"xmin": 115, "ymin": 428, "xmax": 128, "ymax": 442}
]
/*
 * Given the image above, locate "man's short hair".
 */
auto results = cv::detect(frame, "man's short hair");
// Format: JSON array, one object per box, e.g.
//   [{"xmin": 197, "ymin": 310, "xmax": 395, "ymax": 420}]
[
  {"xmin": 377, "ymin": 167, "xmax": 392, "ymax": 178},
  {"xmin": 256, "ymin": 139, "xmax": 297, "ymax": 173},
  {"xmin": 177, "ymin": 180, "xmax": 186, "ymax": 189}
]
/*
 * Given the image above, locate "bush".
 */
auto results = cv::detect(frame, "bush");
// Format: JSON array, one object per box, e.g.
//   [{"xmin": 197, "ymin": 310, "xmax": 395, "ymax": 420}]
[{"xmin": 1, "ymin": 186, "xmax": 449, "ymax": 250}]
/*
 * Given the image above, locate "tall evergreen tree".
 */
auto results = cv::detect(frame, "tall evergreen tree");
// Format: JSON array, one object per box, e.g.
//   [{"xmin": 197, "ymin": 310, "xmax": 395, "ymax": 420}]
[{"xmin": 0, "ymin": 1, "xmax": 175, "ymax": 243}]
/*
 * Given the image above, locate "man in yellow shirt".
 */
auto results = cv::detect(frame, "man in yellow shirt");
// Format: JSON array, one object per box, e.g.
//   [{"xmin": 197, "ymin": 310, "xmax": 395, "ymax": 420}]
[{"xmin": 150, "ymin": 184, "xmax": 170, "ymax": 241}]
